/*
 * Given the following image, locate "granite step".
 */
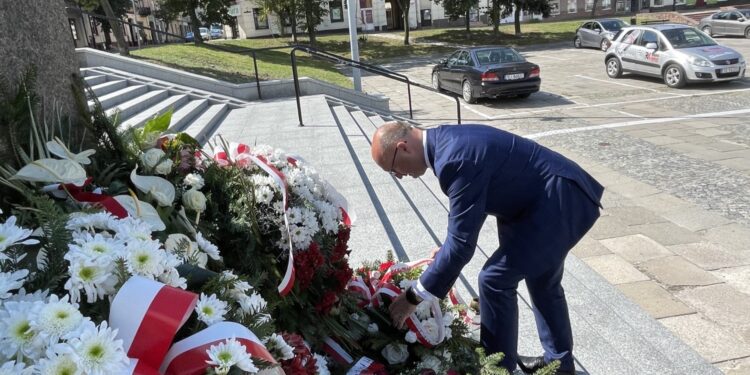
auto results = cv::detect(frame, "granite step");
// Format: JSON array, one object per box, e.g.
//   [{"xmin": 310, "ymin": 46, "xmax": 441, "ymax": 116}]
[
  {"xmin": 88, "ymin": 84, "xmax": 148, "ymax": 111},
  {"xmin": 120, "ymin": 94, "xmax": 189, "ymax": 130},
  {"xmin": 105, "ymin": 89, "xmax": 169, "ymax": 121},
  {"xmin": 180, "ymin": 103, "xmax": 229, "ymax": 144},
  {"xmin": 168, "ymin": 99, "xmax": 209, "ymax": 133}
]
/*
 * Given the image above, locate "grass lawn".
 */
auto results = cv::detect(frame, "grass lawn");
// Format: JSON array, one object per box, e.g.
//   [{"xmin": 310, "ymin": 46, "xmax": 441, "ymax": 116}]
[{"xmin": 130, "ymin": 18, "xmax": 614, "ymax": 87}]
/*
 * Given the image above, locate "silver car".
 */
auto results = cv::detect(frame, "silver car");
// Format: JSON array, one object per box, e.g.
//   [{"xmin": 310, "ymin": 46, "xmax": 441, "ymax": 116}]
[
  {"xmin": 604, "ymin": 24, "xmax": 746, "ymax": 88},
  {"xmin": 574, "ymin": 19, "xmax": 628, "ymax": 51},
  {"xmin": 698, "ymin": 10, "xmax": 750, "ymax": 38}
]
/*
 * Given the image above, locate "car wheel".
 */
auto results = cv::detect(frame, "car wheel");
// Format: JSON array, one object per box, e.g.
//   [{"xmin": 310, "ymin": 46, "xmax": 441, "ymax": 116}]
[
  {"xmin": 702, "ymin": 25, "xmax": 712, "ymax": 37},
  {"xmin": 432, "ymin": 72, "xmax": 441, "ymax": 91},
  {"xmin": 606, "ymin": 57, "xmax": 622, "ymax": 78},
  {"xmin": 600, "ymin": 39, "xmax": 609, "ymax": 52},
  {"xmin": 745, "ymin": 27, "xmax": 750, "ymax": 39},
  {"xmin": 663, "ymin": 64, "xmax": 687, "ymax": 88},
  {"xmin": 517, "ymin": 93, "xmax": 532, "ymax": 99},
  {"xmin": 574, "ymin": 36, "xmax": 582, "ymax": 49},
  {"xmin": 462, "ymin": 80, "xmax": 476, "ymax": 104}
]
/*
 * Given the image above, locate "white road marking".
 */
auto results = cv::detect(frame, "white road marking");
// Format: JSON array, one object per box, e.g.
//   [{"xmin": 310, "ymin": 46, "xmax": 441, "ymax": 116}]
[
  {"xmin": 574, "ymin": 74, "xmax": 668, "ymax": 93},
  {"xmin": 526, "ymin": 107, "xmax": 750, "ymax": 139},
  {"xmin": 613, "ymin": 109, "xmax": 644, "ymax": 118},
  {"xmin": 525, "ymin": 54, "xmax": 568, "ymax": 61},
  {"xmin": 437, "ymin": 91, "xmax": 493, "ymax": 119}
]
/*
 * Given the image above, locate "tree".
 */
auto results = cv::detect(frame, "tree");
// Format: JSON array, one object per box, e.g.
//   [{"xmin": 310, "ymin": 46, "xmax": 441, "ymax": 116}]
[
  {"xmin": 499, "ymin": 0, "xmax": 551, "ymax": 36},
  {"xmin": 154, "ymin": 1, "xmax": 182, "ymax": 42},
  {"xmin": 76, "ymin": 0, "xmax": 130, "ymax": 55},
  {"xmin": 395, "ymin": 0, "xmax": 411, "ymax": 45},
  {"xmin": 590, "ymin": 0, "xmax": 599, "ymax": 16},
  {"xmin": 486, "ymin": 0, "xmax": 503, "ymax": 37},
  {"xmin": 433, "ymin": 0, "xmax": 479, "ymax": 32},
  {"xmin": 158, "ymin": 0, "xmax": 232, "ymax": 45},
  {"xmin": 300, "ymin": 0, "xmax": 328, "ymax": 46}
]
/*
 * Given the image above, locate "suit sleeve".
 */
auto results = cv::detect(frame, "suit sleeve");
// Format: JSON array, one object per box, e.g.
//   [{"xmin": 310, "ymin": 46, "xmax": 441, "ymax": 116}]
[{"xmin": 419, "ymin": 159, "xmax": 488, "ymax": 299}]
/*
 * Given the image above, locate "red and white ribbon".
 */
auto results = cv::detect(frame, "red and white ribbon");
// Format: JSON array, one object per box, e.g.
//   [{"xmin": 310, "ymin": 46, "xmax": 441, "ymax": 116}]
[
  {"xmin": 448, "ymin": 288, "xmax": 477, "ymax": 326},
  {"xmin": 322, "ymin": 336, "xmax": 354, "ymax": 365}
]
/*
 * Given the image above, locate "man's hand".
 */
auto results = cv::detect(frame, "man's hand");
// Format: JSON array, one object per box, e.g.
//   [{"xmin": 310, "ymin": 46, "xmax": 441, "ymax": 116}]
[
  {"xmin": 429, "ymin": 246, "xmax": 441, "ymax": 259},
  {"xmin": 389, "ymin": 292, "xmax": 417, "ymax": 330}
]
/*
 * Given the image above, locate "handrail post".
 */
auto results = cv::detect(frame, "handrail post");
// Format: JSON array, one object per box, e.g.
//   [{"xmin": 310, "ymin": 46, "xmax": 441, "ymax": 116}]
[
  {"xmin": 406, "ymin": 79, "xmax": 413, "ymax": 119},
  {"xmin": 455, "ymin": 97, "xmax": 461, "ymax": 124},
  {"xmin": 291, "ymin": 49, "xmax": 304, "ymax": 127},
  {"xmin": 251, "ymin": 51, "xmax": 262, "ymax": 100}
]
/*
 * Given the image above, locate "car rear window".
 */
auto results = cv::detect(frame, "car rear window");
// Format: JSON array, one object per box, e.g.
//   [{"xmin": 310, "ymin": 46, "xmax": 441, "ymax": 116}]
[
  {"xmin": 662, "ymin": 28, "xmax": 717, "ymax": 49},
  {"xmin": 474, "ymin": 48, "xmax": 525, "ymax": 65},
  {"xmin": 600, "ymin": 20, "xmax": 626, "ymax": 31}
]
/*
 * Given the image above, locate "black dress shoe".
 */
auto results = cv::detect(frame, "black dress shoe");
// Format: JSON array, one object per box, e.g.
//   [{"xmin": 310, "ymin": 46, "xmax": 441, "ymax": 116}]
[{"xmin": 517, "ymin": 355, "xmax": 575, "ymax": 375}]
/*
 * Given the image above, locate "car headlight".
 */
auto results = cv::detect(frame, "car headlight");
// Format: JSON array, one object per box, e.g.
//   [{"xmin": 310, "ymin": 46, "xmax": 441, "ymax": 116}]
[
  {"xmin": 689, "ymin": 56, "xmax": 714, "ymax": 67},
  {"xmin": 602, "ymin": 32, "xmax": 614, "ymax": 40}
]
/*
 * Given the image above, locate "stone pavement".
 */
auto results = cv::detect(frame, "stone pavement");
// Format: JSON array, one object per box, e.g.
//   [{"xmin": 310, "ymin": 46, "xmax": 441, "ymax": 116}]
[{"xmin": 354, "ymin": 35, "xmax": 750, "ymax": 374}]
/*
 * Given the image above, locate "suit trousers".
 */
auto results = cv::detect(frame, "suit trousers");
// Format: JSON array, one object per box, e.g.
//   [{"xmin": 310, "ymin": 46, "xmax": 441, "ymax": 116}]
[{"xmin": 478, "ymin": 176, "xmax": 601, "ymax": 372}]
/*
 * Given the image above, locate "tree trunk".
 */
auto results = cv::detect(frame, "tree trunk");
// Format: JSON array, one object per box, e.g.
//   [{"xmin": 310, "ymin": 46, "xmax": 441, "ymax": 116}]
[
  {"xmin": 402, "ymin": 4, "xmax": 410, "ymax": 45},
  {"xmin": 514, "ymin": 4, "xmax": 521, "ymax": 36},
  {"xmin": 306, "ymin": 10, "xmax": 316, "ymax": 46},
  {"xmin": 100, "ymin": 0, "xmax": 129, "ymax": 56},
  {"xmin": 465, "ymin": 9, "xmax": 470, "ymax": 32},
  {"xmin": 190, "ymin": 9, "xmax": 204, "ymax": 44},
  {"xmin": 591, "ymin": 0, "xmax": 598, "ymax": 17},
  {"xmin": 492, "ymin": 0, "xmax": 500, "ymax": 37}
]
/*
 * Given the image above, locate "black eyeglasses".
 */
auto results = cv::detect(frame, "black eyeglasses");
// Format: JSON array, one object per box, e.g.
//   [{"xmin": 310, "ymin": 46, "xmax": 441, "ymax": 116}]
[{"xmin": 389, "ymin": 146, "xmax": 400, "ymax": 176}]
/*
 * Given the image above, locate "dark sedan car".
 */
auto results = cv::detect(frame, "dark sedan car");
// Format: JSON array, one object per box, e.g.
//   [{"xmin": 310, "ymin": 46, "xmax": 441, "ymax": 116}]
[{"xmin": 431, "ymin": 47, "xmax": 540, "ymax": 103}]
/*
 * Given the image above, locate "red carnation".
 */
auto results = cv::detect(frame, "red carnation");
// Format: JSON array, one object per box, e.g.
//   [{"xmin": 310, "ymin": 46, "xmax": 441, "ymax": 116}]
[
  {"xmin": 315, "ymin": 291, "xmax": 338, "ymax": 315},
  {"xmin": 280, "ymin": 332, "xmax": 318, "ymax": 375},
  {"xmin": 294, "ymin": 242, "xmax": 325, "ymax": 291}
]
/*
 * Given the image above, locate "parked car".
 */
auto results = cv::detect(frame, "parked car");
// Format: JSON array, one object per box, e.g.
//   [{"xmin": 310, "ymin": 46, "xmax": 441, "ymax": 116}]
[
  {"xmin": 185, "ymin": 27, "xmax": 210, "ymax": 42},
  {"xmin": 432, "ymin": 47, "xmax": 541, "ymax": 103},
  {"xmin": 699, "ymin": 10, "xmax": 750, "ymax": 38},
  {"xmin": 604, "ymin": 24, "xmax": 746, "ymax": 88},
  {"xmin": 574, "ymin": 18, "xmax": 628, "ymax": 51},
  {"xmin": 210, "ymin": 24, "xmax": 223, "ymax": 39}
]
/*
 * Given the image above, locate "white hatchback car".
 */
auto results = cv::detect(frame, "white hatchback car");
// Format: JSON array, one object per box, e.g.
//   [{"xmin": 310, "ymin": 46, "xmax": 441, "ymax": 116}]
[{"xmin": 604, "ymin": 24, "xmax": 746, "ymax": 88}]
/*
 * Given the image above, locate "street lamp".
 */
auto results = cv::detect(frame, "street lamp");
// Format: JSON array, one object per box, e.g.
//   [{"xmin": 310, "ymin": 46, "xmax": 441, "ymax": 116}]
[{"xmin": 347, "ymin": 0, "xmax": 361, "ymax": 91}]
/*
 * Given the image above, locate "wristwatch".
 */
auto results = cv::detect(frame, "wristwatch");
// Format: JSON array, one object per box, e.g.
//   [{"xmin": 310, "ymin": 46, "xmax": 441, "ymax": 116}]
[{"xmin": 405, "ymin": 286, "xmax": 423, "ymax": 305}]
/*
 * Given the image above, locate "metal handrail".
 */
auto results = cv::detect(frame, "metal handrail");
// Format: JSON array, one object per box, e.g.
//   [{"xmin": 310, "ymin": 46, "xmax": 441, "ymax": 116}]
[
  {"xmin": 206, "ymin": 44, "xmax": 296, "ymax": 100},
  {"xmin": 75, "ymin": 9, "xmax": 187, "ymax": 45},
  {"xmin": 290, "ymin": 46, "xmax": 462, "ymax": 127}
]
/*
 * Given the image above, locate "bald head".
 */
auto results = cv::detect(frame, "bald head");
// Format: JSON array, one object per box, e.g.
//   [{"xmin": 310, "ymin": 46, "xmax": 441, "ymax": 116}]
[{"xmin": 371, "ymin": 121, "xmax": 427, "ymax": 179}]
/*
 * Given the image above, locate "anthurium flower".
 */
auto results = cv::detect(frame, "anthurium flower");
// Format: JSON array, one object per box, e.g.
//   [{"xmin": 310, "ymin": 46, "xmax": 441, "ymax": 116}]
[
  {"xmin": 112, "ymin": 195, "xmax": 166, "ymax": 232},
  {"xmin": 46, "ymin": 138, "xmax": 95, "ymax": 165},
  {"xmin": 11, "ymin": 159, "xmax": 87, "ymax": 185},
  {"xmin": 130, "ymin": 168, "xmax": 175, "ymax": 207}
]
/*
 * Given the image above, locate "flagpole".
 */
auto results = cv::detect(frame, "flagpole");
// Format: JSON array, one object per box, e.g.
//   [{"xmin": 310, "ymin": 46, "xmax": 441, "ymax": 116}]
[{"xmin": 347, "ymin": 0, "xmax": 362, "ymax": 91}]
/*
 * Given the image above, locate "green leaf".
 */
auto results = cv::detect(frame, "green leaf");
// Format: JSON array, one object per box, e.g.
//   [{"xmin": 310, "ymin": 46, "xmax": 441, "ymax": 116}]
[{"xmin": 143, "ymin": 108, "xmax": 173, "ymax": 134}]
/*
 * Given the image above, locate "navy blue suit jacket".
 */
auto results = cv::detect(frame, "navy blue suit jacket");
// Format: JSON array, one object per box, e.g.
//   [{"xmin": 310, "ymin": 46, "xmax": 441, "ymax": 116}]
[{"xmin": 419, "ymin": 125, "xmax": 604, "ymax": 298}]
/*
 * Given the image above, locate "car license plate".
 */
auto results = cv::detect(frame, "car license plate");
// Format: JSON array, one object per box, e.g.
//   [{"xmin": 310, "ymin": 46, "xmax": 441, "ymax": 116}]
[
  {"xmin": 504, "ymin": 73, "xmax": 525, "ymax": 80},
  {"xmin": 721, "ymin": 66, "xmax": 740, "ymax": 73}
]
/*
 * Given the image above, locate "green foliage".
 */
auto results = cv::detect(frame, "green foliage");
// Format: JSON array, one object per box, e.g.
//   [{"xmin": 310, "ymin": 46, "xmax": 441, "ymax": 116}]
[{"xmin": 433, "ymin": 0, "xmax": 479, "ymax": 22}]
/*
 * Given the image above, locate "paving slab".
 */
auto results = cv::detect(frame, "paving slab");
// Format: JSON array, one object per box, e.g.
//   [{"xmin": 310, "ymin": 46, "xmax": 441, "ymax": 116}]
[
  {"xmin": 675, "ymin": 284, "xmax": 750, "ymax": 338},
  {"xmin": 712, "ymin": 265, "xmax": 750, "ymax": 297},
  {"xmin": 604, "ymin": 180, "xmax": 662, "ymax": 199},
  {"xmin": 629, "ymin": 222, "xmax": 704, "ymax": 246},
  {"xmin": 616, "ymin": 280, "xmax": 695, "ymax": 319},
  {"xmin": 600, "ymin": 234, "xmax": 674, "ymax": 263},
  {"xmin": 585, "ymin": 216, "xmax": 636, "ymax": 240},
  {"xmin": 602, "ymin": 206, "xmax": 666, "ymax": 226},
  {"xmin": 630, "ymin": 192, "xmax": 693, "ymax": 214},
  {"xmin": 661, "ymin": 206, "xmax": 733, "ymax": 231},
  {"xmin": 582, "ymin": 254, "xmax": 650, "ymax": 285},
  {"xmin": 659, "ymin": 314, "xmax": 750, "ymax": 363},
  {"xmin": 702, "ymin": 224, "xmax": 750, "ymax": 253},
  {"xmin": 717, "ymin": 357, "xmax": 750, "ymax": 375},
  {"xmin": 571, "ymin": 237, "xmax": 611, "ymax": 259},
  {"xmin": 639, "ymin": 256, "xmax": 723, "ymax": 287},
  {"xmin": 669, "ymin": 242, "xmax": 750, "ymax": 271}
]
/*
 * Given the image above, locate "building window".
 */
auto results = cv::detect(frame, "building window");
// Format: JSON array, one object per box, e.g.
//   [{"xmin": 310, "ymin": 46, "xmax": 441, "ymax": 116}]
[
  {"xmin": 253, "ymin": 8, "xmax": 269, "ymax": 30},
  {"xmin": 653, "ymin": 0, "xmax": 663, "ymax": 5},
  {"xmin": 601, "ymin": 0, "xmax": 611, "ymax": 9},
  {"xmin": 550, "ymin": 0, "xmax": 561, "ymax": 15},
  {"xmin": 568, "ymin": 0, "xmax": 578, "ymax": 13},
  {"xmin": 359, "ymin": 0, "xmax": 372, "ymax": 8},
  {"xmin": 330, "ymin": 0, "xmax": 343, "ymax": 22},
  {"xmin": 616, "ymin": 0, "xmax": 629, "ymax": 11},
  {"xmin": 585, "ymin": 0, "xmax": 594, "ymax": 11}
]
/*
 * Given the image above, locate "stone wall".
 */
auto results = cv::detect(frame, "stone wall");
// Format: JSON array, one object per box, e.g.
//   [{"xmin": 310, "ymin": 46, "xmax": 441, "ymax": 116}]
[{"xmin": 0, "ymin": 0, "xmax": 81, "ymax": 163}]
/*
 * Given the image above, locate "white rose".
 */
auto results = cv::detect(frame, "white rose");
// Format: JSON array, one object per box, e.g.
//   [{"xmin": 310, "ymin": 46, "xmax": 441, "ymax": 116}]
[
  {"xmin": 367, "ymin": 323, "xmax": 378, "ymax": 333},
  {"xmin": 140, "ymin": 148, "xmax": 165, "ymax": 169},
  {"xmin": 418, "ymin": 355, "xmax": 442, "ymax": 372},
  {"xmin": 184, "ymin": 173, "xmax": 205, "ymax": 189},
  {"xmin": 421, "ymin": 318, "xmax": 440, "ymax": 343},
  {"xmin": 183, "ymin": 188, "xmax": 206, "ymax": 212},
  {"xmin": 381, "ymin": 343, "xmax": 409, "ymax": 365},
  {"xmin": 415, "ymin": 301, "xmax": 432, "ymax": 320},
  {"xmin": 154, "ymin": 158, "xmax": 173, "ymax": 175},
  {"xmin": 405, "ymin": 331, "xmax": 417, "ymax": 343}
]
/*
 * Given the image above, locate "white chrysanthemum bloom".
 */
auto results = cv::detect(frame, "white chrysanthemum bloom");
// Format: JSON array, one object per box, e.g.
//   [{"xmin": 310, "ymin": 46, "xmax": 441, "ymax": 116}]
[
  {"xmin": 381, "ymin": 343, "xmax": 409, "ymax": 365},
  {"xmin": 404, "ymin": 331, "xmax": 417, "ymax": 344},
  {"xmin": 286, "ymin": 207, "xmax": 303, "ymax": 224},
  {"xmin": 195, "ymin": 294, "xmax": 228, "ymax": 326},
  {"xmin": 0, "ymin": 300, "xmax": 45, "ymax": 360},
  {"xmin": 36, "ymin": 346, "xmax": 79, "ymax": 375},
  {"xmin": 64, "ymin": 258, "xmax": 117, "ymax": 304},
  {"xmin": 418, "ymin": 354, "xmax": 442, "ymax": 372},
  {"xmin": 34, "ymin": 294, "xmax": 84, "ymax": 341},
  {"xmin": 206, "ymin": 337, "xmax": 258, "ymax": 375},
  {"xmin": 420, "ymin": 318, "xmax": 440, "ymax": 343},
  {"xmin": 196, "ymin": 232, "xmax": 221, "ymax": 260},
  {"xmin": 66, "ymin": 232, "xmax": 124, "ymax": 262},
  {"xmin": 249, "ymin": 174, "xmax": 275, "ymax": 188},
  {"xmin": 69, "ymin": 321, "xmax": 128, "ymax": 375},
  {"xmin": 0, "ymin": 269, "xmax": 28, "ymax": 299},
  {"xmin": 65, "ymin": 212, "xmax": 117, "ymax": 232},
  {"xmin": 237, "ymin": 292, "xmax": 267, "ymax": 316},
  {"xmin": 0, "ymin": 216, "xmax": 39, "ymax": 256},
  {"xmin": 314, "ymin": 353, "xmax": 331, "ymax": 375},
  {"xmin": 254, "ymin": 185, "xmax": 274, "ymax": 205},
  {"xmin": 183, "ymin": 173, "xmax": 205, "ymax": 190},
  {"xmin": 5, "ymin": 288, "xmax": 48, "ymax": 303},
  {"xmin": 125, "ymin": 239, "xmax": 166, "ymax": 278},
  {"xmin": 415, "ymin": 300, "xmax": 432, "ymax": 320},
  {"xmin": 263, "ymin": 333, "xmax": 294, "ymax": 361},
  {"xmin": 112, "ymin": 217, "xmax": 152, "ymax": 242},
  {"xmin": 367, "ymin": 323, "xmax": 379, "ymax": 334},
  {"xmin": 0, "ymin": 360, "xmax": 31, "ymax": 375},
  {"xmin": 314, "ymin": 201, "xmax": 339, "ymax": 233},
  {"xmin": 442, "ymin": 311, "xmax": 455, "ymax": 327}
]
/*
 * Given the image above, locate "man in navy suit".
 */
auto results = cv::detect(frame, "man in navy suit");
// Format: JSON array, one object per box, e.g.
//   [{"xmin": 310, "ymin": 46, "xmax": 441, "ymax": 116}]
[{"xmin": 371, "ymin": 121, "xmax": 603, "ymax": 374}]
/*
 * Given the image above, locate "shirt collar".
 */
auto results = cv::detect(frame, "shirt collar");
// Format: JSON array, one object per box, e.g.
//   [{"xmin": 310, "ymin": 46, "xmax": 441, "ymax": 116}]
[{"xmin": 422, "ymin": 129, "xmax": 433, "ymax": 170}]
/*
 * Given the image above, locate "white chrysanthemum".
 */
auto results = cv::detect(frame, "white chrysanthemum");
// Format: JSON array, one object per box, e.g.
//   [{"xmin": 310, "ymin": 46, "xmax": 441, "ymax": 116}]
[
  {"xmin": 34, "ymin": 294, "xmax": 84, "ymax": 341},
  {"xmin": 415, "ymin": 300, "xmax": 432, "ymax": 320},
  {"xmin": 195, "ymin": 294, "xmax": 228, "ymax": 326},
  {"xmin": 0, "ymin": 360, "xmax": 31, "ymax": 375},
  {"xmin": 418, "ymin": 354, "xmax": 442, "ymax": 372},
  {"xmin": 0, "ymin": 216, "xmax": 39, "ymax": 256},
  {"xmin": 196, "ymin": 232, "xmax": 221, "ymax": 260},
  {"xmin": 237, "ymin": 292, "xmax": 267, "ymax": 316},
  {"xmin": 0, "ymin": 269, "xmax": 28, "ymax": 299},
  {"xmin": 404, "ymin": 331, "xmax": 417, "ymax": 343},
  {"xmin": 442, "ymin": 311, "xmax": 455, "ymax": 326},
  {"xmin": 69, "ymin": 321, "xmax": 128, "ymax": 375},
  {"xmin": 66, "ymin": 232, "xmax": 124, "ymax": 262},
  {"xmin": 314, "ymin": 353, "xmax": 331, "ymax": 375},
  {"xmin": 36, "ymin": 347, "xmax": 79, "ymax": 375},
  {"xmin": 64, "ymin": 257, "xmax": 117, "ymax": 304},
  {"xmin": 399, "ymin": 279, "xmax": 417, "ymax": 291},
  {"xmin": 112, "ymin": 217, "xmax": 152, "ymax": 242},
  {"xmin": 5, "ymin": 288, "xmax": 48, "ymax": 303},
  {"xmin": 125, "ymin": 239, "xmax": 166, "ymax": 278},
  {"xmin": 206, "ymin": 337, "xmax": 258, "ymax": 375},
  {"xmin": 65, "ymin": 212, "xmax": 117, "ymax": 232},
  {"xmin": 367, "ymin": 323, "xmax": 379, "ymax": 334},
  {"xmin": 183, "ymin": 173, "xmax": 205, "ymax": 189},
  {"xmin": 0, "ymin": 300, "xmax": 45, "ymax": 360},
  {"xmin": 249, "ymin": 174, "xmax": 275, "ymax": 188},
  {"xmin": 254, "ymin": 185, "xmax": 274, "ymax": 205},
  {"xmin": 263, "ymin": 333, "xmax": 294, "ymax": 361}
]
